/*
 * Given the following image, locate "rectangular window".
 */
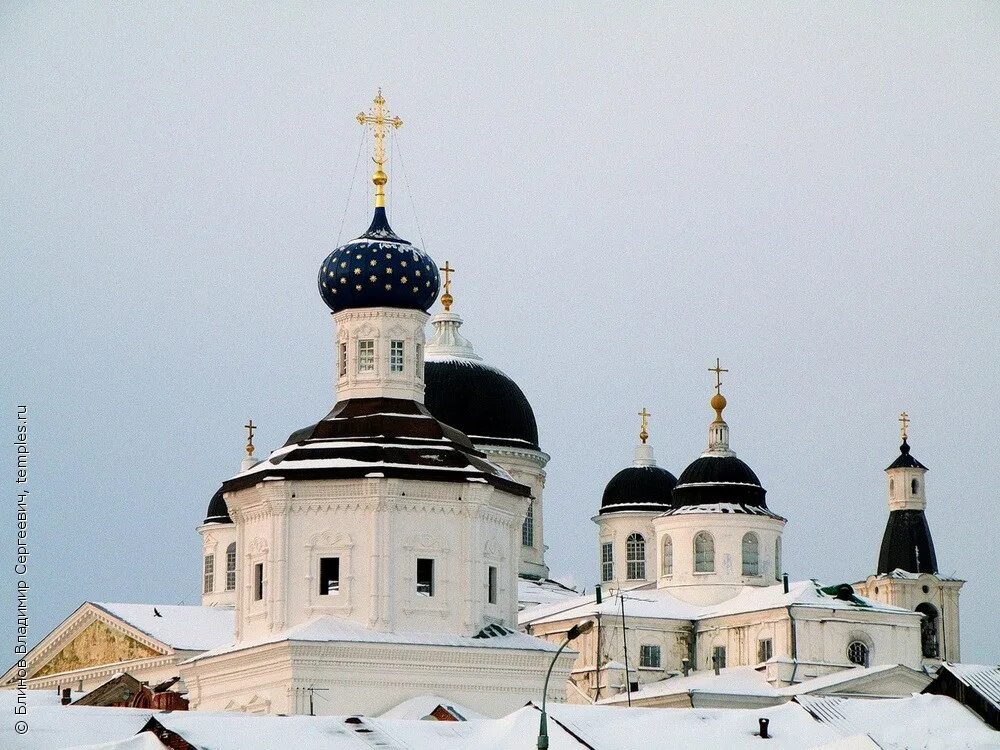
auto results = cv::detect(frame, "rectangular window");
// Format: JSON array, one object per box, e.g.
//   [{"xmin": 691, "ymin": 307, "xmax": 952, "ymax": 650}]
[
  {"xmin": 601, "ymin": 542, "xmax": 613, "ymax": 582},
  {"xmin": 758, "ymin": 638, "xmax": 773, "ymax": 663},
  {"xmin": 416, "ymin": 343, "xmax": 423, "ymax": 372},
  {"xmin": 390, "ymin": 340, "xmax": 404, "ymax": 372},
  {"xmin": 203, "ymin": 554, "xmax": 215, "ymax": 594},
  {"xmin": 712, "ymin": 646, "xmax": 727, "ymax": 670},
  {"xmin": 225, "ymin": 544, "xmax": 236, "ymax": 591},
  {"xmin": 640, "ymin": 644, "xmax": 661, "ymax": 668},
  {"xmin": 253, "ymin": 562, "xmax": 264, "ymax": 601},
  {"xmin": 339, "ymin": 342, "xmax": 347, "ymax": 377},
  {"xmin": 319, "ymin": 557, "xmax": 340, "ymax": 596},
  {"xmin": 488, "ymin": 566, "xmax": 498, "ymax": 605},
  {"xmin": 522, "ymin": 502, "xmax": 534, "ymax": 547},
  {"xmin": 416, "ymin": 558, "xmax": 434, "ymax": 597},
  {"xmin": 357, "ymin": 339, "xmax": 375, "ymax": 372}
]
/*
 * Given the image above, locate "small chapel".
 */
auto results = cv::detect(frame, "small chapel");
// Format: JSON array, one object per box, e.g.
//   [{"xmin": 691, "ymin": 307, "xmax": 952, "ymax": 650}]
[{"xmin": 2, "ymin": 92, "xmax": 969, "ymax": 718}]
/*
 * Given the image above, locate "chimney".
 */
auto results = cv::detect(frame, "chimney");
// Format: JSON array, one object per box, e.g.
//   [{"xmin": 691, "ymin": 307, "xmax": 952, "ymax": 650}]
[
  {"xmin": 712, "ymin": 654, "xmax": 720, "ymax": 676},
  {"xmin": 595, "ymin": 584, "xmax": 602, "ymax": 604},
  {"xmin": 61, "ymin": 688, "xmax": 72, "ymax": 705},
  {"xmin": 782, "ymin": 573, "xmax": 789, "ymax": 594},
  {"xmin": 759, "ymin": 717, "xmax": 770, "ymax": 739},
  {"xmin": 682, "ymin": 658, "xmax": 690, "ymax": 677}
]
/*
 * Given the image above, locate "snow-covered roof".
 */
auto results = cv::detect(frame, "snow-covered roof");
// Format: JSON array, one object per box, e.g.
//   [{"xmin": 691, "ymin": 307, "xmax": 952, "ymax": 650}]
[
  {"xmin": 940, "ymin": 662, "xmax": 1000, "ymax": 709},
  {"xmin": 599, "ymin": 666, "xmax": 780, "ymax": 704},
  {"xmin": 520, "ymin": 580, "xmax": 918, "ymax": 629},
  {"xmin": 776, "ymin": 664, "xmax": 914, "ymax": 696},
  {"xmin": 2, "ymin": 692, "xmax": 995, "ymax": 749},
  {"xmin": 795, "ymin": 693, "xmax": 998, "ymax": 747},
  {"xmin": 377, "ymin": 694, "xmax": 484, "ymax": 721},
  {"xmin": 186, "ymin": 615, "xmax": 564, "ymax": 662},
  {"xmin": 517, "ymin": 577, "xmax": 579, "ymax": 610},
  {"xmin": 93, "ymin": 603, "xmax": 235, "ymax": 651}
]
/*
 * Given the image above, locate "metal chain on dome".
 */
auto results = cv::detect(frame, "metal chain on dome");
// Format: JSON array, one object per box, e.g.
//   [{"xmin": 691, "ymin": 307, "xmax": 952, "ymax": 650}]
[
  {"xmin": 336, "ymin": 126, "xmax": 369, "ymax": 247},
  {"xmin": 389, "ymin": 128, "xmax": 429, "ymax": 253}
]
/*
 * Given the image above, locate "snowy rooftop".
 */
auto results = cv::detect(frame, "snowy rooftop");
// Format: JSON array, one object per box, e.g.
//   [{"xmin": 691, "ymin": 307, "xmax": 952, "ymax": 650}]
[
  {"xmin": 517, "ymin": 577, "xmax": 579, "ymax": 610},
  {"xmin": 941, "ymin": 662, "xmax": 1000, "ymax": 710},
  {"xmin": 599, "ymin": 666, "xmax": 780, "ymax": 704},
  {"xmin": 377, "ymin": 694, "xmax": 485, "ymax": 721},
  {"xmin": 93, "ymin": 603, "xmax": 235, "ymax": 652},
  {"xmin": 1, "ymin": 692, "xmax": 995, "ymax": 749},
  {"xmin": 519, "ymin": 580, "xmax": 918, "ymax": 628},
  {"xmin": 186, "ymin": 615, "xmax": 564, "ymax": 662}
]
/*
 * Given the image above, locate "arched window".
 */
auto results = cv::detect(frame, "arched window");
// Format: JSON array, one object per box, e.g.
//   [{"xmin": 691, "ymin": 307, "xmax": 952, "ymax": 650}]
[
  {"xmin": 626, "ymin": 533, "xmax": 646, "ymax": 580},
  {"xmin": 522, "ymin": 502, "xmax": 534, "ymax": 547},
  {"xmin": 916, "ymin": 603, "xmax": 940, "ymax": 658},
  {"xmin": 847, "ymin": 641, "xmax": 870, "ymax": 667},
  {"xmin": 774, "ymin": 537, "xmax": 782, "ymax": 581},
  {"xmin": 911, "ymin": 478, "xmax": 919, "ymax": 495},
  {"xmin": 661, "ymin": 535, "xmax": 673, "ymax": 576},
  {"xmin": 741, "ymin": 532, "xmax": 760, "ymax": 576},
  {"xmin": 889, "ymin": 478, "xmax": 894, "ymax": 494},
  {"xmin": 694, "ymin": 532, "xmax": 714, "ymax": 573},
  {"xmin": 225, "ymin": 542, "xmax": 237, "ymax": 591}
]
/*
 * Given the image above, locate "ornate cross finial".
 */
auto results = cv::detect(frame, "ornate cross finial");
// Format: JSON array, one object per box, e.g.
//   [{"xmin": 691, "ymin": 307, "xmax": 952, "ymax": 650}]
[
  {"xmin": 899, "ymin": 411, "xmax": 910, "ymax": 442},
  {"xmin": 638, "ymin": 408, "xmax": 651, "ymax": 444},
  {"xmin": 709, "ymin": 358, "xmax": 729, "ymax": 394},
  {"xmin": 244, "ymin": 419, "xmax": 256, "ymax": 457},
  {"xmin": 356, "ymin": 89, "xmax": 403, "ymax": 209},
  {"xmin": 439, "ymin": 261, "xmax": 455, "ymax": 311}
]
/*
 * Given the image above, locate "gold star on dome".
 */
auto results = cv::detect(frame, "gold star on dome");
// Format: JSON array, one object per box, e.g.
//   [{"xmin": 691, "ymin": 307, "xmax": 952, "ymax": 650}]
[
  {"xmin": 385, "ymin": 253, "xmax": 392, "ymax": 259},
  {"xmin": 355, "ymin": 254, "xmax": 362, "ymax": 259},
  {"xmin": 340, "ymin": 277, "xmax": 347, "ymax": 284},
  {"xmin": 425, "ymin": 280, "xmax": 430, "ymax": 287},
  {"xmin": 355, "ymin": 284, "xmax": 362, "ymax": 291},
  {"xmin": 370, "ymin": 259, "xmax": 377, "ymax": 266},
  {"xmin": 400, "ymin": 276, "xmax": 408, "ymax": 283},
  {"xmin": 369, "ymin": 274, "xmax": 377, "ymax": 282},
  {"xmin": 322, "ymin": 281, "xmax": 327, "ymax": 288},
  {"xmin": 412, "ymin": 286, "xmax": 418, "ymax": 292},
  {"xmin": 340, "ymin": 261, "xmax": 347, "ymax": 268},
  {"xmin": 401, "ymin": 260, "xmax": 408, "ymax": 267},
  {"xmin": 415, "ymin": 269, "xmax": 421, "ymax": 277},
  {"xmin": 354, "ymin": 268, "xmax": 361, "ymax": 275},
  {"xmin": 386, "ymin": 267, "xmax": 393, "ymax": 274},
  {"xmin": 328, "ymin": 271, "xmax": 334, "ymax": 277},
  {"xmin": 385, "ymin": 283, "xmax": 392, "ymax": 290},
  {"xmin": 331, "ymin": 287, "xmax": 337, "ymax": 293}
]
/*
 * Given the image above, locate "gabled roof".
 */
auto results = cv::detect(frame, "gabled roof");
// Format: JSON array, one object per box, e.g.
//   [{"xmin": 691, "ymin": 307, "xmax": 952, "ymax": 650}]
[
  {"xmin": 777, "ymin": 664, "xmax": 931, "ymax": 696},
  {"xmin": 935, "ymin": 662, "xmax": 1000, "ymax": 710},
  {"xmin": 1, "ymin": 602, "xmax": 234, "ymax": 686}
]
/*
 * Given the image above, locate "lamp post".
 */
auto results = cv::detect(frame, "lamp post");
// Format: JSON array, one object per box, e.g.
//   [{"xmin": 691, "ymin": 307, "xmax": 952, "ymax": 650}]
[{"xmin": 538, "ymin": 618, "xmax": 594, "ymax": 750}]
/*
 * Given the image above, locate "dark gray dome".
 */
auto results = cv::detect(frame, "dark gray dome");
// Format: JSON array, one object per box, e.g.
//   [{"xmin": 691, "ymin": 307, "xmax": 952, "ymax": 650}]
[
  {"xmin": 600, "ymin": 465, "xmax": 677, "ymax": 514},
  {"xmin": 204, "ymin": 487, "xmax": 232, "ymax": 525},
  {"xmin": 672, "ymin": 455, "xmax": 766, "ymax": 507},
  {"xmin": 423, "ymin": 359, "xmax": 539, "ymax": 451}
]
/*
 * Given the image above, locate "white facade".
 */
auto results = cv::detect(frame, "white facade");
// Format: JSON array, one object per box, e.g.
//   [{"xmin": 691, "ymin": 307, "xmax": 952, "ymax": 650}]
[
  {"xmin": 653, "ymin": 511, "xmax": 784, "ymax": 605},
  {"xmin": 199, "ymin": 522, "xmax": 238, "ymax": 608},
  {"xmin": 595, "ymin": 512, "xmax": 660, "ymax": 586}
]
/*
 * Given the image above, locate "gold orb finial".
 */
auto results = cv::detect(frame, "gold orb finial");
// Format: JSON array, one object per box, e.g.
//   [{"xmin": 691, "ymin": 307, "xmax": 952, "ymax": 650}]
[
  {"xmin": 357, "ymin": 89, "xmax": 403, "ymax": 209},
  {"xmin": 708, "ymin": 358, "xmax": 729, "ymax": 421},
  {"xmin": 244, "ymin": 419, "xmax": 256, "ymax": 457},
  {"xmin": 638, "ymin": 407, "xmax": 651, "ymax": 444},
  {"xmin": 439, "ymin": 261, "xmax": 456, "ymax": 311}
]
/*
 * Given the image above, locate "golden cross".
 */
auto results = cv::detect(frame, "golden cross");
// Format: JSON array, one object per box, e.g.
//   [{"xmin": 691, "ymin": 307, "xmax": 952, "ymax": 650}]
[
  {"xmin": 244, "ymin": 419, "xmax": 256, "ymax": 456},
  {"xmin": 709, "ymin": 358, "xmax": 729, "ymax": 394},
  {"xmin": 356, "ymin": 89, "xmax": 403, "ymax": 209},
  {"xmin": 899, "ymin": 411, "xmax": 910, "ymax": 442},
  {"xmin": 439, "ymin": 261, "xmax": 456, "ymax": 311},
  {"xmin": 638, "ymin": 408, "xmax": 651, "ymax": 444}
]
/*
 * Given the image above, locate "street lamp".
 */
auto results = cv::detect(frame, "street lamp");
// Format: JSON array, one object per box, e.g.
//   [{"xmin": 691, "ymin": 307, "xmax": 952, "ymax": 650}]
[{"xmin": 537, "ymin": 618, "xmax": 594, "ymax": 750}]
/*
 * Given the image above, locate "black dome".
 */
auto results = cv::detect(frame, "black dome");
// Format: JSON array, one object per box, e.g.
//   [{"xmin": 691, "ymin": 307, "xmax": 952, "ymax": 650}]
[
  {"xmin": 886, "ymin": 440, "xmax": 928, "ymax": 471},
  {"xmin": 672, "ymin": 455, "xmax": 767, "ymax": 507},
  {"xmin": 600, "ymin": 465, "xmax": 678, "ymax": 513},
  {"xmin": 423, "ymin": 359, "xmax": 539, "ymax": 450},
  {"xmin": 204, "ymin": 486, "xmax": 232, "ymax": 525}
]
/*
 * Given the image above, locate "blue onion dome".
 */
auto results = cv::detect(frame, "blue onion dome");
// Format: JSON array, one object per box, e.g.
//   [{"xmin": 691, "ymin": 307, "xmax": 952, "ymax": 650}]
[
  {"xmin": 600, "ymin": 465, "xmax": 677, "ymax": 514},
  {"xmin": 204, "ymin": 486, "xmax": 232, "ymax": 525},
  {"xmin": 318, "ymin": 207, "xmax": 440, "ymax": 313}
]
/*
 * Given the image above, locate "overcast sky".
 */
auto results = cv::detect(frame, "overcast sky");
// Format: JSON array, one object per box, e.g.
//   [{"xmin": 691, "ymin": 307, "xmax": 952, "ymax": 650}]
[{"xmin": 2, "ymin": 3, "xmax": 997, "ymax": 662}]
